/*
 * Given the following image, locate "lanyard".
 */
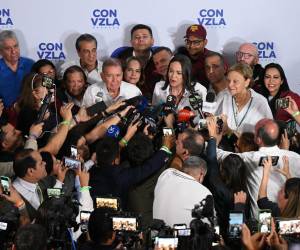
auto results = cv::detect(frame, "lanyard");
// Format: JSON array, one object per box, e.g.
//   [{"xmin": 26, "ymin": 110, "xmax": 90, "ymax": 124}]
[{"xmin": 232, "ymin": 96, "xmax": 253, "ymax": 130}]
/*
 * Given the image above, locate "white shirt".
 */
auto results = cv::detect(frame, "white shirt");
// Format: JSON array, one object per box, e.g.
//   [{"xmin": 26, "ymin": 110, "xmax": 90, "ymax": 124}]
[
  {"xmin": 58, "ymin": 59, "xmax": 103, "ymax": 85},
  {"xmin": 13, "ymin": 177, "xmax": 40, "ymax": 210},
  {"xmin": 82, "ymin": 80, "xmax": 141, "ymax": 108},
  {"xmin": 153, "ymin": 168, "xmax": 212, "ymax": 227},
  {"xmin": 152, "ymin": 81, "xmax": 207, "ymax": 111},
  {"xmin": 217, "ymin": 146, "xmax": 300, "ymax": 217},
  {"xmin": 215, "ymin": 89, "xmax": 273, "ymax": 133}
]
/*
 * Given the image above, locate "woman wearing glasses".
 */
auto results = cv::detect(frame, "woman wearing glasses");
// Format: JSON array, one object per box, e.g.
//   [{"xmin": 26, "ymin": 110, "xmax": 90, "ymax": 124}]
[{"xmin": 215, "ymin": 63, "xmax": 273, "ymax": 134}]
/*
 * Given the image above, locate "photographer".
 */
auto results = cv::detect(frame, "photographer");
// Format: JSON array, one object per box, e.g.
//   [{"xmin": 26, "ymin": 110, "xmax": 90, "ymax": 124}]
[
  {"xmin": 79, "ymin": 207, "xmax": 125, "ymax": 250},
  {"xmin": 89, "ymin": 131, "xmax": 174, "ymax": 209}
]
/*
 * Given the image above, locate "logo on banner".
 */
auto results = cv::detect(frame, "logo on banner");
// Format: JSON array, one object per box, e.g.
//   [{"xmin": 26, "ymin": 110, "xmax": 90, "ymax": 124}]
[
  {"xmin": 37, "ymin": 42, "xmax": 66, "ymax": 61},
  {"xmin": 253, "ymin": 42, "xmax": 276, "ymax": 60},
  {"xmin": 0, "ymin": 9, "xmax": 13, "ymax": 27},
  {"xmin": 91, "ymin": 9, "xmax": 120, "ymax": 28},
  {"xmin": 197, "ymin": 9, "xmax": 226, "ymax": 27}
]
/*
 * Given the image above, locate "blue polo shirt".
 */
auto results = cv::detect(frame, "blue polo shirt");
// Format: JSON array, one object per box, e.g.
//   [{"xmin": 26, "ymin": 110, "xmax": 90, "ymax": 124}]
[{"xmin": 0, "ymin": 57, "xmax": 34, "ymax": 107}]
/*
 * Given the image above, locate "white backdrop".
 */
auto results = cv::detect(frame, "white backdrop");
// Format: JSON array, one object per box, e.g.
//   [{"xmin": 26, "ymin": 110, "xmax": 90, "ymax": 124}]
[{"xmin": 1, "ymin": 0, "xmax": 300, "ymax": 93}]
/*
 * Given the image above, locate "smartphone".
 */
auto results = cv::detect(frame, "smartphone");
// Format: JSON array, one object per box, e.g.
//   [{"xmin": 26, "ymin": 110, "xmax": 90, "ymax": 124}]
[
  {"xmin": 80, "ymin": 211, "xmax": 91, "ymax": 232},
  {"xmin": 258, "ymin": 210, "xmax": 272, "ymax": 233},
  {"xmin": 112, "ymin": 217, "xmax": 137, "ymax": 232},
  {"xmin": 47, "ymin": 188, "xmax": 62, "ymax": 198},
  {"xmin": 228, "ymin": 212, "xmax": 243, "ymax": 239},
  {"xmin": 163, "ymin": 127, "xmax": 174, "ymax": 136},
  {"xmin": 86, "ymin": 101, "xmax": 107, "ymax": 116},
  {"xmin": 176, "ymin": 228, "xmax": 191, "ymax": 236},
  {"xmin": 258, "ymin": 156, "xmax": 279, "ymax": 166},
  {"xmin": 276, "ymin": 218, "xmax": 300, "ymax": 235},
  {"xmin": 155, "ymin": 237, "xmax": 178, "ymax": 248},
  {"xmin": 63, "ymin": 156, "xmax": 81, "ymax": 170},
  {"xmin": 173, "ymin": 224, "xmax": 187, "ymax": 230},
  {"xmin": 286, "ymin": 120, "xmax": 297, "ymax": 138},
  {"xmin": 70, "ymin": 145, "xmax": 78, "ymax": 159},
  {"xmin": 96, "ymin": 197, "xmax": 119, "ymax": 211},
  {"xmin": 275, "ymin": 98, "xmax": 289, "ymax": 110},
  {"xmin": 0, "ymin": 176, "xmax": 10, "ymax": 195}
]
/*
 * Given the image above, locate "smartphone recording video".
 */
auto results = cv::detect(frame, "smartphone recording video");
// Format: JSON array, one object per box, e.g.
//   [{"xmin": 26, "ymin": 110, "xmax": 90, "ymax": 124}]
[
  {"xmin": 63, "ymin": 157, "xmax": 81, "ymax": 170},
  {"xmin": 228, "ymin": 212, "xmax": 243, "ymax": 239},
  {"xmin": 258, "ymin": 210, "xmax": 272, "ymax": 233},
  {"xmin": 112, "ymin": 217, "xmax": 137, "ymax": 232},
  {"xmin": 277, "ymin": 218, "xmax": 300, "ymax": 235},
  {"xmin": 96, "ymin": 197, "xmax": 119, "ymax": 211},
  {"xmin": 258, "ymin": 156, "xmax": 279, "ymax": 167},
  {"xmin": 163, "ymin": 127, "xmax": 173, "ymax": 136},
  {"xmin": 80, "ymin": 211, "xmax": 91, "ymax": 232},
  {"xmin": 0, "ymin": 176, "xmax": 10, "ymax": 196},
  {"xmin": 70, "ymin": 145, "xmax": 78, "ymax": 159}
]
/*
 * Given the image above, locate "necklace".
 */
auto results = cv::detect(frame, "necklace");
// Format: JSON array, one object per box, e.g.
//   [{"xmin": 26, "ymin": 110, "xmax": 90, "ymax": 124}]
[{"xmin": 232, "ymin": 91, "xmax": 253, "ymax": 130}]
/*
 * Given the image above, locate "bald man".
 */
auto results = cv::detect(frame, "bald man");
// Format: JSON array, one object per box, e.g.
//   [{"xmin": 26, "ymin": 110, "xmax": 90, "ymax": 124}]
[
  {"xmin": 216, "ymin": 118, "xmax": 300, "ymax": 217},
  {"xmin": 236, "ymin": 43, "xmax": 264, "ymax": 92}
]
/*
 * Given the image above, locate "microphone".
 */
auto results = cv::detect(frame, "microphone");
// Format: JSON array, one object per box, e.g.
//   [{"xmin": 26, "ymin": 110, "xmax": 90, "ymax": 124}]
[
  {"xmin": 162, "ymin": 95, "xmax": 176, "ymax": 115},
  {"xmin": 189, "ymin": 92, "xmax": 205, "ymax": 119},
  {"xmin": 206, "ymin": 92, "xmax": 215, "ymax": 103},
  {"xmin": 203, "ymin": 92, "xmax": 217, "ymax": 115},
  {"xmin": 177, "ymin": 107, "xmax": 196, "ymax": 122},
  {"xmin": 106, "ymin": 125, "xmax": 120, "ymax": 138}
]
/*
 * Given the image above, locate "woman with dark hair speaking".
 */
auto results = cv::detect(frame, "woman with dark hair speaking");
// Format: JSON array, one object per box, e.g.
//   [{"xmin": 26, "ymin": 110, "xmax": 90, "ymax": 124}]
[{"xmin": 152, "ymin": 54, "xmax": 207, "ymax": 111}]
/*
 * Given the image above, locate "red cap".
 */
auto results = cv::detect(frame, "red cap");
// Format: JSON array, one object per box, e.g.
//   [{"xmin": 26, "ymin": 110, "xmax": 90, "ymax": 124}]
[{"xmin": 184, "ymin": 24, "xmax": 207, "ymax": 39}]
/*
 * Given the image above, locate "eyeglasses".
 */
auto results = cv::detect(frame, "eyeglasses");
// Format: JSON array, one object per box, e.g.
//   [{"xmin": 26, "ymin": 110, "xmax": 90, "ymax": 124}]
[
  {"xmin": 185, "ymin": 39, "xmax": 204, "ymax": 46},
  {"xmin": 236, "ymin": 51, "xmax": 255, "ymax": 59}
]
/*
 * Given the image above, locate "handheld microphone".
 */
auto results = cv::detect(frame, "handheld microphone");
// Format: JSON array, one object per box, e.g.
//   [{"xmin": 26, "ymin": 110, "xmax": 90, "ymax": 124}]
[
  {"xmin": 177, "ymin": 107, "xmax": 196, "ymax": 122},
  {"xmin": 189, "ymin": 92, "xmax": 204, "ymax": 119},
  {"xmin": 203, "ymin": 92, "xmax": 217, "ymax": 115},
  {"xmin": 106, "ymin": 125, "xmax": 120, "ymax": 138},
  {"xmin": 163, "ymin": 95, "xmax": 176, "ymax": 115}
]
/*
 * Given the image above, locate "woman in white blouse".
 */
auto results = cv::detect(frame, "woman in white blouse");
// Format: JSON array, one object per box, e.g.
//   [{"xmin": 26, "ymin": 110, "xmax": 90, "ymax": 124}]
[
  {"xmin": 215, "ymin": 63, "xmax": 273, "ymax": 134},
  {"xmin": 152, "ymin": 54, "xmax": 207, "ymax": 111}
]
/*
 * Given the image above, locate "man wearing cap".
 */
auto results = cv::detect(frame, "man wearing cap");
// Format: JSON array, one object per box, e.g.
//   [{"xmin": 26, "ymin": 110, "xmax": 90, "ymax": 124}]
[{"xmin": 176, "ymin": 24, "xmax": 213, "ymax": 89}]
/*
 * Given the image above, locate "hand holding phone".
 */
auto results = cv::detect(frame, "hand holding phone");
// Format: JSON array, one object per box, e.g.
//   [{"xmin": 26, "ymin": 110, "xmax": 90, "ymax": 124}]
[
  {"xmin": 258, "ymin": 156, "xmax": 279, "ymax": 167},
  {"xmin": 0, "ymin": 176, "xmax": 10, "ymax": 196}
]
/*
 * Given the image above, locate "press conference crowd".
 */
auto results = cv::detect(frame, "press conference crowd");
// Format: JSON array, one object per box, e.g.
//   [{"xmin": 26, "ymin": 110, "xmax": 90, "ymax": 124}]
[{"xmin": 0, "ymin": 23, "xmax": 300, "ymax": 250}]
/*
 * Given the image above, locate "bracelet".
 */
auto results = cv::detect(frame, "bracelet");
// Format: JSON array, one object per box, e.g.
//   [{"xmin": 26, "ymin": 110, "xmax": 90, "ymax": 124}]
[
  {"xmin": 120, "ymin": 138, "xmax": 128, "ymax": 146},
  {"xmin": 80, "ymin": 186, "xmax": 91, "ymax": 192},
  {"xmin": 60, "ymin": 120, "xmax": 71, "ymax": 126},
  {"xmin": 160, "ymin": 146, "xmax": 172, "ymax": 155},
  {"xmin": 292, "ymin": 111, "xmax": 300, "ymax": 118}
]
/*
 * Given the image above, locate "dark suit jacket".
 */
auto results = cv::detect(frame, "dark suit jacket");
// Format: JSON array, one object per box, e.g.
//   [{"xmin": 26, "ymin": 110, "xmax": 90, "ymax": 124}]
[{"xmin": 89, "ymin": 150, "xmax": 170, "ymax": 209}]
